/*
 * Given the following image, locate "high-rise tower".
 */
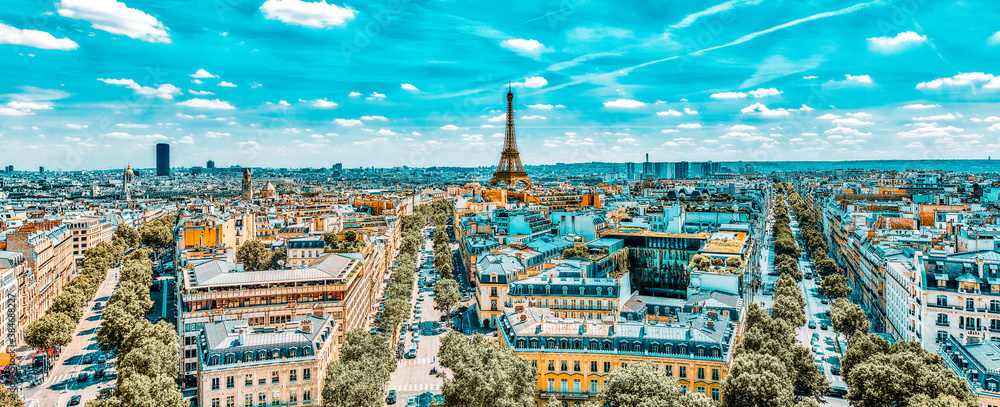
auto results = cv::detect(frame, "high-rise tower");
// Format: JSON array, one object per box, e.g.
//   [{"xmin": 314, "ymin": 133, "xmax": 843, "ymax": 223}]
[
  {"xmin": 488, "ymin": 85, "xmax": 532, "ymax": 188},
  {"xmin": 156, "ymin": 143, "xmax": 170, "ymax": 176}
]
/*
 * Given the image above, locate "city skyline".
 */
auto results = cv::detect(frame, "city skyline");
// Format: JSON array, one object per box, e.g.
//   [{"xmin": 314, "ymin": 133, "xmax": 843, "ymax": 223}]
[{"xmin": 2, "ymin": 1, "xmax": 1000, "ymax": 170}]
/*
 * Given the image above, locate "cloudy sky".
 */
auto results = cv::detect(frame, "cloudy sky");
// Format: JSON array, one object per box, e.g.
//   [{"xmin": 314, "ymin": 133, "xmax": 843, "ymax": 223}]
[{"xmin": 1, "ymin": 0, "xmax": 1000, "ymax": 170}]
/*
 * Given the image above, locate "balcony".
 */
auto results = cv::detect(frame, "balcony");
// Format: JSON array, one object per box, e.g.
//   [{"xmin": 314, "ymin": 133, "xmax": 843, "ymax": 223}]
[{"xmin": 936, "ymin": 321, "xmax": 950, "ymax": 327}]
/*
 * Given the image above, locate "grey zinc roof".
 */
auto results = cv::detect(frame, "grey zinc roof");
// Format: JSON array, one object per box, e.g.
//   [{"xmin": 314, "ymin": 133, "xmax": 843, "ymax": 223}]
[
  {"xmin": 203, "ymin": 314, "xmax": 333, "ymax": 352},
  {"xmin": 191, "ymin": 253, "xmax": 361, "ymax": 288}
]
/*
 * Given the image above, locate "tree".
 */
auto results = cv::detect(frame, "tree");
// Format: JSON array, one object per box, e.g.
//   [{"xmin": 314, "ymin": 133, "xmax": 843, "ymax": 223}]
[
  {"xmin": 788, "ymin": 345, "xmax": 829, "ymax": 402},
  {"xmin": 138, "ymin": 224, "xmax": 173, "ymax": 248},
  {"xmin": 236, "ymin": 240, "xmax": 273, "ymax": 271},
  {"xmin": 677, "ymin": 392, "xmax": 715, "ymax": 407},
  {"xmin": 845, "ymin": 340, "xmax": 977, "ymax": 407},
  {"xmin": 774, "ymin": 237, "xmax": 801, "ymax": 258},
  {"xmin": 821, "ymin": 274, "xmax": 852, "ymax": 299},
  {"xmin": 345, "ymin": 230, "xmax": 357, "ymax": 242},
  {"xmin": 830, "ymin": 299, "xmax": 869, "ymax": 340},
  {"xmin": 601, "ymin": 361, "xmax": 680, "ymax": 407},
  {"xmin": 0, "ymin": 384, "xmax": 24, "ymax": 407},
  {"xmin": 24, "ymin": 312, "xmax": 74, "ymax": 350},
  {"xmin": 562, "ymin": 244, "xmax": 589, "ymax": 259},
  {"xmin": 439, "ymin": 334, "xmax": 535, "ymax": 407},
  {"xmin": 544, "ymin": 397, "xmax": 562, "ymax": 407},
  {"xmin": 270, "ymin": 246, "xmax": 287, "ymax": 269},
  {"xmin": 114, "ymin": 223, "xmax": 141, "ymax": 249},
  {"xmin": 772, "ymin": 296, "xmax": 806, "ymax": 328},
  {"xmin": 49, "ymin": 291, "xmax": 84, "ymax": 321},
  {"xmin": 322, "ymin": 355, "xmax": 390, "ymax": 407},
  {"xmin": 322, "ymin": 232, "xmax": 339, "ymax": 247},
  {"xmin": 117, "ymin": 341, "xmax": 179, "ymax": 380},
  {"xmin": 722, "ymin": 352, "xmax": 795, "ymax": 407},
  {"xmin": 98, "ymin": 373, "xmax": 186, "ymax": 407},
  {"xmin": 433, "ymin": 278, "xmax": 461, "ymax": 316},
  {"xmin": 382, "ymin": 296, "xmax": 411, "ymax": 331}
]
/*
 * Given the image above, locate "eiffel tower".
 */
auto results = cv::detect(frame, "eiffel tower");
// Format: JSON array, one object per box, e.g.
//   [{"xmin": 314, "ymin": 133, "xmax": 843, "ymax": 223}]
[{"xmin": 488, "ymin": 85, "xmax": 533, "ymax": 188}]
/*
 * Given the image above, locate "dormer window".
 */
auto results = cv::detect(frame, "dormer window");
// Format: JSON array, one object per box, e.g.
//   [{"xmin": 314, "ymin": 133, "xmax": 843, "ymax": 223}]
[
  {"xmin": 579, "ymin": 287, "xmax": 585, "ymax": 295},
  {"xmin": 546, "ymin": 285, "xmax": 551, "ymax": 295},
  {"xmin": 528, "ymin": 285, "xmax": 533, "ymax": 295},
  {"xmin": 563, "ymin": 286, "xmax": 569, "ymax": 295}
]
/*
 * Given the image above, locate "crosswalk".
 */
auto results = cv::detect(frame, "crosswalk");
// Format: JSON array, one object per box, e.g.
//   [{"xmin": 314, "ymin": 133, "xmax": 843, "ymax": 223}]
[
  {"xmin": 47, "ymin": 373, "xmax": 76, "ymax": 384},
  {"xmin": 388, "ymin": 382, "xmax": 442, "ymax": 392},
  {"xmin": 398, "ymin": 357, "xmax": 434, "ymax": 367}
]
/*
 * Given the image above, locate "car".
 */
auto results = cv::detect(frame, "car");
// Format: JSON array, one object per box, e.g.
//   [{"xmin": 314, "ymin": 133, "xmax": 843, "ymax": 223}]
[
  {"xmin": 83, "ymin": 354, "xmax": 93, "ymax": 364},
  {"xmin": 405, "ymin": 350, "xmax": 416, "ymax": 359},
  {"xmin": 821, "ymin": 298, "xmax": 829, "ymax": 305},
  {"xmin": 77, "ymin": 373, "xmax": 89, "ymax": 382},
  {"xmin": 831, "ymin": 366, "xmax": 841, "ymax": 376},
  {"xmin": 406, "ymin": 398, "xmax": 417, "ymax": 407},
  {"xmin": 93, "ymin": 302, "xmax": 102, "ymax": 310},
  {"xmin": 417, "ymin": 296, "xmax": 424, "ymax": 301},
  {"xmin": 808, "ymin": 321, "xmax": 816, "ymax": 329},
  {"xmin": 98, "ymin": 355, "xmax": 106, "ymax": 364},
  {"xmin": 820, "ymin": 324, "xmax": 829, "ymax": 330},
  {"xmin": 68, "ymin": 395, "xmax": 82, "ymax": 406},
  {"xmin": 386, "ymin": 390, "xmax": 397, "ymax": 405},
  {"xmin": 95, "ymin": 369, "xmax": 105, "ymax": 379}
]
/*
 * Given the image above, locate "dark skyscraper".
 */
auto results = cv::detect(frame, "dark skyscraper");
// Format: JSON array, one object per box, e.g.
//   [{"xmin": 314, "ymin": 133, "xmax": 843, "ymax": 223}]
[
  {"xmin": 156, "ymin": 143, "xmax": 170, "ymax": 176},
  {"xmin": 206, "ymin": 160, "xmax": 215, "ymax": 169}
]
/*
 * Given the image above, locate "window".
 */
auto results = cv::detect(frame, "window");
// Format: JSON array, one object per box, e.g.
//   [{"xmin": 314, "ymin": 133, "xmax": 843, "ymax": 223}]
[
  {"xmin": 573, "ymin": 379, "xmax": 581, "ymax": 392},
  {"xmin": 245, "ymin": 394, "xmax": 253, "ymax": 407},
  {"xmin": 303, "ymin": 368, "xmax": 311, "ymax": 381},
  {"xmin": 226, "ymin": 396, "xmax": 235, "ymax": 407},
  {"xmin": 590, "ymin": 380, "xmax": 598, "ymax": 393},
  {"xmin": 272, "ymin": 371, "xmax": 280, "ymax": 383},
  {"xmin": 271, "ymin": 391, "xmax": 279, "ymax": 406},
  {"xmin": 561, "ymin": 361, "xmax": 568, "ymax": 372},
  {"xmin": 245, "ymin": 374, "xmax": 253, "ymax": 387},
  {"xmin": 258, "ymin": 394, "xmax": 266, "ymax": 407},
  {"xmin": 937, "ymin": 331, "xmax": 949, "ymax": 342},
  {"xmin": 490, "ymin": 287, "xmax": 497, "ymax": 297},
  {"xmin": 698, "ymin": 387, "xmax": 705, "ymax": 394},
  {"xmin": 211, "ymin": 399, "xmax": 220, "ymax": 407},
  {"xmin": 679, "ymin": 366, "xmax": 687, "ymax": 378},
  {"xmin": 697, "ymin": 368, "xmax": 705, "ymax": 380},
  {"xmin": 548, "ymin": 360, "xmax": 555, "ymax": 371},
  {"xmin": 712, "ymin": 369, "xmax": 719, "ymax": 381},
  {"xmin": 289, "ymin": 390, "xmax": 297, "ymax": 403},
  {"xmin": 992, "ymin": 300, "xmax": 1000, "ymax": 312},
  {"xmin": 937, "ymin": 314, "xmax": 949, "ymax": 326},
  {"xmin": 712, "ymin": 388, "xmax": 720, "ymax": 401},
  {"xmin": 289, "ymin": 370, "xmax": 297, "ymax": 382},
  {"xmin": 574, "ymin": 361, "xmax": 580, "ymax": 372},
  {"xmin": 548, "ymin": 379, "xmax": 554, "ymax": 392},
  {"xmin": 226, "ymin": 376, "xmax": 234, "ymax": 389},
  {"xmin": 212, "ymin": 378, "xmax": 220, "ymax": 390},
  {"xmin": 603, "ymin": 362, "xmax": 611, "ymax": 373},
  {"xmin": 591, "ymin": 361, "xmax": 598, "ymax": 372},
  {"xmin": 561, "ymin": 379, "xmax": 567, "ymax": 392},
  {"xmin": 968, "ymin": 298, "xmax": 976, "ymax": 311},
  {"xmin": 303, "ymin": 390, "xmax": 312, "ymax": 401},
  {"xmin": 665, "ymin": 365, "xmax": 673, "ymax": 377},
  {"xmin": 258, "ymin": 376, "xmax": 266, "ymax": 385},
  {"xmin": 937, "ymin": 295, "xmax": 948, "ymax": 307}
]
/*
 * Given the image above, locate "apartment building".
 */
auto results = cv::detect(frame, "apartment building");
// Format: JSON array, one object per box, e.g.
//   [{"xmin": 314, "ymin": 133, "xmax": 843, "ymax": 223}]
[
  {"xmin": 0, "ymin": 251, "xmax": 23, "ymax": 350},
  {"xmin": 5, "ymin": 221, "xmax": 74, "ymax": 344}
]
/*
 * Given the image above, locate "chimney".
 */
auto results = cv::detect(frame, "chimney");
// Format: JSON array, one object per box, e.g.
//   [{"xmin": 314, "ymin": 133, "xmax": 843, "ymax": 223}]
[
  {"xmin": 978, "ymin": 256, "xmax": 985, "ymax": 280},
  {"xmin": 301, "ymin": 320, "xmax": 312, "ymax": 333},
  {"xmin": 519, "ymin": 314, "xmax": 527, "ymax": 322}
]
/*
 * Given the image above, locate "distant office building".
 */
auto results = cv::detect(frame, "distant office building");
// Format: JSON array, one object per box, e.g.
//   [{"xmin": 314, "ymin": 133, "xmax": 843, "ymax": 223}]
[
  {"xmin": 332, "ymin": 163, "xmax": 342, "ymax": 178},
  {"xmin": 674, "ymin": 161, "xmax": 689, "ymax": 179},
  {"xmin": 626, "ymin": 162, "xmax": 636, "ymax": 180},
  {"xmin": 206, "ymin": 160, "xmax": 215, "ymax": 169},
  {"xmin": 711, "ymin": 162, "xmax": 721, "ymax": 175},
  {"xmin": 156, "ymin": 143, "xmax": 170, "ymax": 176},
  {"xmin": 4, "ymin": 165, "xmax": 12, "ymax": 173},
  {"xmin": 38, "ymin": 167, "xmax": 44, "ymax": 174}
]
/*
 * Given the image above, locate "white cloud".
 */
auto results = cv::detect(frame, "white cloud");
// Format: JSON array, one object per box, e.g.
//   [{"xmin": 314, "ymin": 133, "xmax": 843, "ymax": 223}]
[
  {"xmin": 684, "ymin": 108, "xmax": 698, "ymax": 115},
  {"xmin": 990, "ymin": 32, "xmax": 1000, "ymax": 45},
  {"xmin": 65, "ymin": 123, "xmax": 87, "ymax": 129},
  {"xmin": 57, "ymin": 0, "xmax": 170, "ymax": 43},
  {"xmin": 677, "ymin": 123, "xmax": 702, "ymax": 129},
  {"xmin": 710, "ymin": 92, "xmax": 747, "ymax": 99},
  {"xmin": 845, "ymin": 74, "xmax": 873, "ymax": 84},
  {"xmin": 500, "ymin": 38, "xmax": 547, "ymax": 56},
  {"xmin": 728, "ymin": 124, "xmax": 757, "ymax": 131},
  {"xmin": 971, "ymin": 116, "xmax": 1000, "ymax": 123},
  {"xmin": 832, "ymin": 117, "xmax": 873, "ymax": 126},
  {"xmin": 188, "ymin": 90, "xmax": 214, "ymax": 95},
  {"xmin": 354, "ymin": 137, "xmax": 388, "ymax": 146},
  {"xmin": 512, "ymin": 76, "xmax": 548, "ymax": 88},
  {"xmin": 825, "ymin": 126, "xmax": 871, "ymax": 137},
  {"xmin": 440, "ymin": 124, "xmax": 465, "ymax": 131},
  {"xmin": 361, "ymin": 115, "xmax": 387, "ymax": 121},
  {"xmin": 520, "ymin": 115, "xmax": 546, "ymax": 120},
  {"xmin": 847, "ymin": 112, "xmax": 872, "ymax": 118},
  {"xmin": 401, "ymin": 83, "xmax": 418, "ymax": 91},
  {"xmin": 0, "ymin": 23, "xmax": 78, "ymax": 50},
  {"xmin": 334, "ymin": 118, "xmax": 363, "ymax": 126},
  {"xmin": 867, "ymin": 31, "xmax": 926, "ymax": 53},
  {"xmin": 191, "ymin": 69, "xmax": 216, "ymax": 78},
  {"xmin": 204, "ymin": 131, "xmax": 230, "ymax": 138},
  {"xmin": 802, "ymin": 75, "xmax": 818, "ymax": 80},
  {"xmin": 375, "ymin": 129, "xmax": 397, "ymax": 136},
  {"xmin": 311, "ymin": 99, "xmax": 338, "ymax": 108},
  {"xmin": 657, "ymin": 110, "xmax": 682, "ymax": 117},
  {"xmin": 740, "ymin": 102, "xmax": 791, "ymax": 117},
  {"xmin": 902, "ymin": 103, "xmax": 939, "ymax": 109},
  {"xmin": 277, "ymin": 100, "xmax": 290, "ymax": 106},
  {"xmin": 917, "ymin": 72, "xmax": 1000, "ymax": 90},
  {"xmin": 348, "ymin": 91, "xmax": 361, "ymax": 97},
  {"xmin": 177, "ymin": 136, "xmax": 194, "ymax": 144},
  {"xmin": 487, "ymin": 113, "xmax": 507, "ymax": 123},
  {"xmin": 528, "ymin": 103, "xmax": 562, "ymax": 109},
  {"xmin": 366, "ymin": 92, "xmax": 386, "ymax": 100},
  {"xmin": 989, "ymin": 123, "xmax": 1000, "ymax": 132},
  {"xmin": 98, "ymin": 78, "xmax": 181, "ymax": 99},
  {"xmin": 817, "ymin": 113, "xmax": 840, "ymax": 120},
  {"xmin": 911, "ymin": 113, "xmax": 956, "ymax": 121},
  {"xmin": 175, "ymin": 98, "xmax": 236, "ymax": 110},
  {"xmin": 115, "ymin": 123, "xmax": 148, "ymax": 128},
  {"xmin": 604, "ymin": 99, "xmax": 645, "ymax": 109},
  {"xmin": 897, "ymin": 122, "xmax": 968, "ymax": 138},
  {"xmin": 103, "ymin": 131, "xmax": 167, "ymax": 141},
  {"xmin": 259, "ymin": 0, "xmax": 356, "ymax": 28},
  {"xmin": 660, "ymin": 129, "xmax": 680, "ymax": 134},
  {"xmin": 192, "ymin": 79, "xmax": 203, "ymax": 85},
  {"xmin": 749, "ymin": 88, "xmax": 782, "ymax": 98},
  {"xmin": 218, "ymin": 81, "xmax": 237, "ymax": 88}
]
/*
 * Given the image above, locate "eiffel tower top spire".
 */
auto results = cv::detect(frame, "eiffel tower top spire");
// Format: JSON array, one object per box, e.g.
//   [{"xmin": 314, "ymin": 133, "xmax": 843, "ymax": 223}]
[{"xmin": 489, "ymin": 86, "xmax": 532, "ymax": 188}]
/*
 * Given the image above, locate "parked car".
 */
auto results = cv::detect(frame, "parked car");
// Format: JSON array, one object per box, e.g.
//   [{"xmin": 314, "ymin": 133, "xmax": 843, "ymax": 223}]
[
  {"xmin": 68, "ymin": 395, "xmax": 82, "ymax": 406},
  {"xmin": 820, "ymin": 324, "xmax": 829, "ymax": 330},
  {"xmin": 98, "ymin": 355, "xmax": 106, "ymax": 364},
  {"xmin": 386, "ymin": 390, "xmax": 397, "ymax": 405},
  {"xmin": 821, "ymin": 298, "xmax": 829, "ymax": 305},
  {"xmin": 77, "ymin": 373, "xmax": 89, "ymax": 382},
  {"xmin": 93, "ymin": 302, "xmax": 102, "ymax": 310},
  {"xmin": 95, "ymin": 369, "xmax": 105, "ymax": 379},
  {"xmin": 808, "ymin": 321, "xmax": 816, "ymax": 329},
  {"xmin": 83, "ymin": 354, "xmax": 93, "ymax": 364}
]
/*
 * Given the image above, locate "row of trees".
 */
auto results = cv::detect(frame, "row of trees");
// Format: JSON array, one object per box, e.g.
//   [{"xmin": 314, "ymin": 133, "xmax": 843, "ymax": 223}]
[
  {"xmin": 321, "ymin": 329, "xmax": 397, "ymax": 407},
  {"xmin": 24, "ymin": 223, "xmax": 142, "ymax": 350},
  {"xmin": 429, "ymin": 201, "xmax": 461, "ymax": 318},
  {"xmin": 781, "ymin": 184, "xmax": 852, "ymax": 301},
  {"xmin": 380, "ymin": 211, "xmax": 424, "ymax": 331},
  {"xmin": 89, "ymin": 249, "xmax": 185, "ymax": 407}
]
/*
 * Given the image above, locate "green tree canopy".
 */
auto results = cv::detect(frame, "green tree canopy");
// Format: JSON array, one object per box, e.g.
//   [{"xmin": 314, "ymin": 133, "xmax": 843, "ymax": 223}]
[
  {"xmin": 433, "ymin": 278, "xmax": 461, "ymax": 316},
  {"xmin": 601, "ymin": 361, "xmax": 681, "ymax": 407},
  {"xmin": 24, "ymin": 312, "xmax": 74, "ymax": 350},
  {"xmin": 438, "ymin": 333, "xmax": 535, "ymax": 407},
  {"xmin": 831, "ymin": 299, "xmax": 869, "ymax": 341},
  {"xmin": 236, "ymin": 240, "xmax": 273, "ymax": 271}
]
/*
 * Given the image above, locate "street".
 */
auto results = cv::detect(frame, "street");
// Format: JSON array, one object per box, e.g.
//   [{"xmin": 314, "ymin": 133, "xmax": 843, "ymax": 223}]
[{"xmin": 22, "ymin": 267, "xmax": 120, "ymax": 407}]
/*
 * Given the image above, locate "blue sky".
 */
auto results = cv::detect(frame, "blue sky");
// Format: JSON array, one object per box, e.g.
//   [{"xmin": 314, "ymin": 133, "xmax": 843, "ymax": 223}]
[{"xmin": 1, "ymin": 0, "xmax": 1000, "ymax": 170}]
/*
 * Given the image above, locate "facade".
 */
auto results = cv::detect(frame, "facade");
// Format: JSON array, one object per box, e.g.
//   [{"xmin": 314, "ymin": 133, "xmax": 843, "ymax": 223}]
[
  {"xmin": 197, "ymin": 313, "xmax": 338, "ymax": 407},
  {"xmin": 286, "ymin": 237, "xmax": 326, "ymax": 268},
  {"xmin": 157, "ymin": 143, "xmax": 170, "ymax": 176},
  {"xmin": 0, "ymin": 251, "xmax": 23, "ymax": 350},
  {"xmin": 5, "ymin": 221, "xmax": 75, "ymax": 345},
  {"xmin": 499, "ymin": 305, "xmax": 737, "ymax": 405}
]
